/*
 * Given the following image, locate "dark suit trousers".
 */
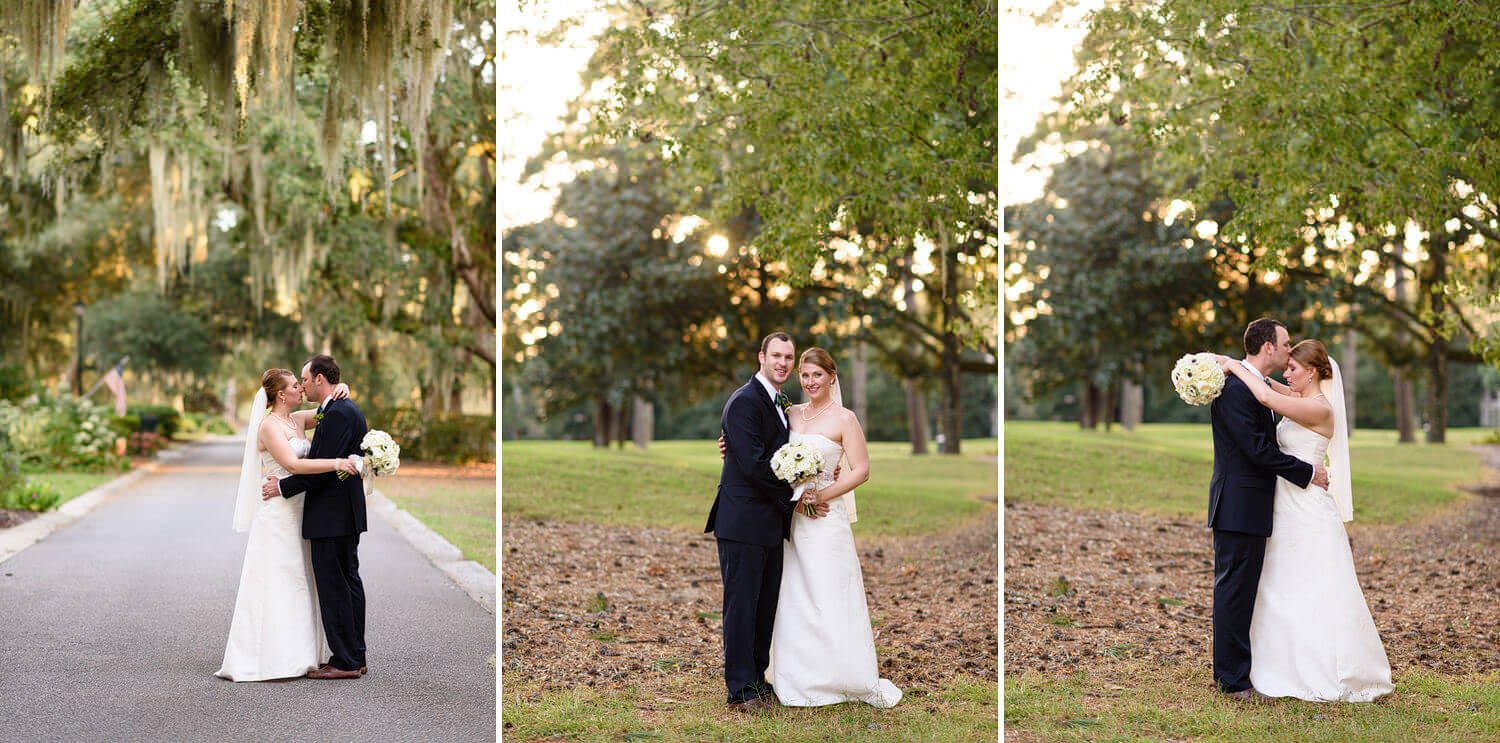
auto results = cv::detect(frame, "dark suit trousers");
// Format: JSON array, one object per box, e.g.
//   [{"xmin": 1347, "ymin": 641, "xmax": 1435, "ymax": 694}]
[
  {"xmin": 1212, "ymin": 529, "xmax": 1266, "ymax": 692},
  {"xmin": 311, "ymin": 535, "xmax": 366, "ymax": 671},
  {"xmin": 716, "ymin": 538, "xmax": 781, "ymax": 704}
]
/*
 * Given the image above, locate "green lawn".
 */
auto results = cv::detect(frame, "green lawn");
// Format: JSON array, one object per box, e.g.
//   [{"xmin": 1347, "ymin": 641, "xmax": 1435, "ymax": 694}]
[
  {"xmin": 378, "ymin": 476, "xmax": 495, "ymax": 572},
  {"xmin": 505, "ymin": 674, "xmax": 996, "ymax": 742},
  {"xmin": 31, "ymin": 472, "xmax": 117, "ymax": 505},
  {"xmin": 1006, "ymin": 664, "xmax": 1500, "ymax": 742},
  {"xmin": 1004, "ymin": 422, "xmax": 1486, "ymax": 525},
  {"xmin": 501, "ymin": 439, "xmax": 998, "ymax": 537}
]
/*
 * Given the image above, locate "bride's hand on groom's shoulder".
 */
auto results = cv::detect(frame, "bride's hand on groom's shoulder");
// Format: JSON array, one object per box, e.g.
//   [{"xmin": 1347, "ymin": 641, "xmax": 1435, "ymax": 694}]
[{"xmin": 329, "ymin": 383, "xmax": 351, "ymax": 402}]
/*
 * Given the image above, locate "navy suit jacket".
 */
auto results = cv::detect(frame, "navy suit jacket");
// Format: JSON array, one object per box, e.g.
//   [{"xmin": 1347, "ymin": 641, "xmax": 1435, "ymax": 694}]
[
  {"xmin": 280, "ymin": 397, "xmax": 369, "ymax": 539},
  {"xmin": 1207, "ymin": 373, "xmax": 1315, "ymax": 537},
  {"xmin": 704, "ymin": 377, "xmax": 795, "ymax": 547}
]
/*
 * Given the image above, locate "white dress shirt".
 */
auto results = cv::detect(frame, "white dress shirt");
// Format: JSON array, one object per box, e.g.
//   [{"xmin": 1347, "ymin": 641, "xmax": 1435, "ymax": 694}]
[{"xmin": 755, "ymin": 372, "xmax": 788, "ymax": 428}]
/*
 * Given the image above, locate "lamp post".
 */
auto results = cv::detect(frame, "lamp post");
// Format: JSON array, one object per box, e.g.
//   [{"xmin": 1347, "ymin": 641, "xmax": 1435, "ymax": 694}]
[{"xmin": 72, "ymin": 300, "xmax": 85, "ymax": 396}]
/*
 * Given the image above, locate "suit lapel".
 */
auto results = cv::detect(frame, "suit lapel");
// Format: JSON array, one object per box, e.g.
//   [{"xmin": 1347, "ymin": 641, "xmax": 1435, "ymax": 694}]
[{"xmin": 751, "ymin": 375, "xmax": 787, "ymax": 433}]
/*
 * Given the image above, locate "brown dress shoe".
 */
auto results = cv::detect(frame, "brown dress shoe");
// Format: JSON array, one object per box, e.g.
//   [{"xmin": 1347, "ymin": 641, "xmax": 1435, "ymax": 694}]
[
  {"xmin": 307, "ymin": 666, "xmax": 363, "ymax": 679},
  {"xmin": 728, "ymin": 696, "xmax": 776, "ymax": 714},
  {"xmin": 317, "ymin": 663, "xmax": 368, "ymax": 676},
  {"xmin": 1225, "ymin": 688, "xmax": 1274, "ymax": 704}
]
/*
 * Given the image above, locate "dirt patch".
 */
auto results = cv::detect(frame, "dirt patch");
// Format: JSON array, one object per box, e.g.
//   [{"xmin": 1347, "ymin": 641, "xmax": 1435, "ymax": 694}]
[
  {"xmin": 398, "ymin": 461, "xmax": 495, "ymax": 479},
  {"xmin": 0, "ymin": 509, "xmax": 40, "ymax": 530},
  {"xmin": 1003, "ymin": 494, "xmax": 1500, "ymax": 681},
  {"xmin": 501, "ymin": 514, "xmax": 998, "ymax": 697}
]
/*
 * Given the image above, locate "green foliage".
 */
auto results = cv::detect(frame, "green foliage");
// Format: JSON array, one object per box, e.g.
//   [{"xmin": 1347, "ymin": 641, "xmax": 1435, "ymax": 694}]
[
  {"xmin": 1059, "ymin": 0, "xmax": 1500, "ymax": 376},
  {"xmin": 0, "ymin": 394, "xmax": 124, "ymax": 471},
  {"xmin": 84, "ymin": 292, "xmax": 214, "ymax": 378},
  {"xmin": 367, "ymin": 407, "xmax": 494, "ymax": 464},
  {"xmin": 598, "ymin": 0, "xmax": 997, "ymax": 280},
  {"xmin": 127, "ymin": 405, "xmax": 182, "ymax": 439},
  {"xmin": 2, "ymin": 477, "xmax": 62, "ymax": 512}
]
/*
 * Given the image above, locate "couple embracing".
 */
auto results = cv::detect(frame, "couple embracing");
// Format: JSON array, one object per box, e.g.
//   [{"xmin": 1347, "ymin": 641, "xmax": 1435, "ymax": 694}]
[
  {"xmin": 216, "ymin": 354, "xmax": 371, "ymax": 682},
  {"xmin": 705, "ymin": 332, "xmax": 901, "ymax": 713},
  {"xmin": 1208, "ymin": 318, "xmax": 1393, "ymax": 703}
]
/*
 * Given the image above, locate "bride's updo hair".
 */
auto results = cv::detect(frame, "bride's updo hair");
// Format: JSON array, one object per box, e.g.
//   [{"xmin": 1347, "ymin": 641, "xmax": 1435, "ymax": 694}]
[
  {"xmin": 261, "ymin": 368, "xmax": 296, "ymax": 407},
  {"xmin": 799, "ymin": 347, "xmax": 837, "ymax": 378},
  {"xmin": 1290, "ymin": 340, "xmax": 1333, "ymax": 380}
]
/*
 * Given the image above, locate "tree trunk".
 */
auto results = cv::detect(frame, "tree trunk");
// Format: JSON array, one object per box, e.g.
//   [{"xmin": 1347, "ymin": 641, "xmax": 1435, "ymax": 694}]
[
  {"xmin": 1341, "ymin": 328, "xmax": 1356, "ymax": 433},
  {"xmin": 1394, "ymin": 370, "xmax": 1416, "ymax": 443},
  {"xmin": 631, "ymin": 395, "xmax": 653, "ymax": 449},
  {"xmin": 615, "ymin": 402, "xmax": 630, "ymax": 449},
  {"xmin": 1426, "ymin": 341, "xmax": 1447, "ymax": 444},
  {"xmin": 904, "ymin": 378, "xmax": 930, "ymax": 454},
  {"xmin": 851, "ymin": 341, "xmax": 869, "ymax": 430},
  {"xmin": 939, "ymin": 336, "xmax": 962, "ymax": 454},
  {"xmin": 1098, "ymin": 381, "xmax": 1117, "ymax": 432},
  {"xmin": 1392, "ymin": 259, "xmax": 1415, "ymax": 443},
  {"xmin": 592, "ymin": 397, "xmax": 611, "ymax": 448},
  {"xmin": 1120, "ymin": 379, "xmax": 1143, "ymax": 431},
  {"xmin": 1080, "ymin": 381, "xmax": 1098, "ymax": 430},
  {"xmin": 1424, "ymin": 237, "xmax": 1449, "ymax": 443},
  {"xmin": 937, "ymin": 227, "xmax": 963, "ymax": 454}
]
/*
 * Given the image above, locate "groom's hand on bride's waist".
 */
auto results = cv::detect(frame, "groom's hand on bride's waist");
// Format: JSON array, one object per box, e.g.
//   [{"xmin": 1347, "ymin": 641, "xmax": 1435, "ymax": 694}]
[
  {"xmin": 260, "ymin": 476, "xmax": 280, "ymax": 501},
  {"xmin": 1311, "ymin": 464, "xmax": 1330, "ymax": 490}
]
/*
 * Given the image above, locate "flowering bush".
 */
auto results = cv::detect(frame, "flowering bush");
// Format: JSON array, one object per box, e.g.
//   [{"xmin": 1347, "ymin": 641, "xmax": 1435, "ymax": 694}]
[
  {"xmin": 0, "ymin": 392, "xmax": 126, "ymax": 471},
  {"xmin": 129, "ymin": 431, "xmax": 170, "ymax": 457},
  {"xmin": 1, "ymin": 478, "xmax": 62, "ymax": 512}
]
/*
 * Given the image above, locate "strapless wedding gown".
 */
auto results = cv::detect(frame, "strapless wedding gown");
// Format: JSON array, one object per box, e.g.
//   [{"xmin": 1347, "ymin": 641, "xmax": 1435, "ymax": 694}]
[
  {"xmin": 216, "ymin": 438, "xmax": 326, "ymax": 681},
  {"xmin": 768, "ymin": 431, "xmax": 901, "ymax": 708},
  {"xmin": 1249, "ymin": 419, "xmax": 1393, "ymax": 701}
]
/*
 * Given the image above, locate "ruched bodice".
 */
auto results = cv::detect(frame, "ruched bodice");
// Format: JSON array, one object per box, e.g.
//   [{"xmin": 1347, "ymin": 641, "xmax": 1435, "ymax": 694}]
[
  {"xmin": 259, "ymin": 437, "xmax": 310, "ymax": 479},
  {"xmin": 1275, "ymin": 418, "xmax": 1328, "ymax": 467}
]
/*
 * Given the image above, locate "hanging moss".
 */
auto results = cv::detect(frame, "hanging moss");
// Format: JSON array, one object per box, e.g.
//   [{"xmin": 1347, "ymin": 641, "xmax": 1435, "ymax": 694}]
[{"xmin": 0, "ymin": 0, "xmax": 74, "ymax": 95}]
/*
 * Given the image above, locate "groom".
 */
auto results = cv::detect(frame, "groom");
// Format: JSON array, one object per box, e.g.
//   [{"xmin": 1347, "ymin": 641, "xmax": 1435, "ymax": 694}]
[
  {"xmin": 261, "ymin": 354, "xmax": 370, "ymax": 680},
  {"xmin": 705, "ymin": 332, "xmax": 826, "ymax": 713},
  {"xmin": 1209, "ymin": 318, "xmax": 1328, "ymax": 701}
]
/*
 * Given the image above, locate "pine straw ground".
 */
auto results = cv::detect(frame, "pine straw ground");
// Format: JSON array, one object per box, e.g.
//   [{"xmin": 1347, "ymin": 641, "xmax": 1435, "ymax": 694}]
[
  {"xmin": 1004, "ymin": 485, "xmax": 1500, "ymax": 681},
  {"xmin": 501, "ymin": 513, "xmax": 998, "ymax": 700}
]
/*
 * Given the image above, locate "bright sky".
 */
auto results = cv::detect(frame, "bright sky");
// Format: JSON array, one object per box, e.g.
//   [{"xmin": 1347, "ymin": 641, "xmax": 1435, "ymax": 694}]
[
  {"xmin": 1000, "ymin": 1, "xmax": 1100, "ymax": 207},
  {"xmin": 498, "ymin": 0, "xmax": 611, "ymax": 230}
]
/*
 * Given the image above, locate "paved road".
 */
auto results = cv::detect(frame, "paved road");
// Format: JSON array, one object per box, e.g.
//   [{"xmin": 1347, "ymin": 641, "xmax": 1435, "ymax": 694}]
[{"xmin": 0, "ymin": 440, "xmax": 494, "ymax": 742}]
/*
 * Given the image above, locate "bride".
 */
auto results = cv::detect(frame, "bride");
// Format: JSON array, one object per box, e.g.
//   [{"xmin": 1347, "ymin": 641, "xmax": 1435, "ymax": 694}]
[
  {"xmin": 770, "ymin": 347, "xmax": 901, "ymax": 708},
  {"xmin": 216, "ymin": 368, "xmax": 359, "ymax": 682},
  {"xmin": 1217, "ymin": 341, "xmax": 1393, "ymax": 702}
]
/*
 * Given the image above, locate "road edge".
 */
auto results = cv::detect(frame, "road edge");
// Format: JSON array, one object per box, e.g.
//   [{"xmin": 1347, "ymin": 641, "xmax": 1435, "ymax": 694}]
[
  {"xmin": 0, "ymin": 446, "xmax": 192, "ymax": 566},
  {"xmin": 368, "ymin": 487, "xmax": 496, "ymax": 614}
]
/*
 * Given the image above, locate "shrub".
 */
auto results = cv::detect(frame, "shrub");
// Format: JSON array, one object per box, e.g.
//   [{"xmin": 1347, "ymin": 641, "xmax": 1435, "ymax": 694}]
[
  {"xmin": 0, "ymin": 446, "xmax": 23, "ymax": 497},
  {"xmin": 0, "ymin": 363, "xmax": 32, "ymax": 401},
  {"xmin": 365, "ymin": 407, "xmax": 494, "ymax": 464},
  {"xmin": 128, "ymin": 431, "xmax": 170, "ymax": 457},
  {"xmin": 0, "ymin": 393, "xmax": 124, "ymax": 471},
  {"xmin": 203, "ymin": 417, "xmax": 234, "ymax": 435},
  {"xmin": 127, "ymin": 405, "xmax": 182, "ymax": 439},
  {"xmin": 2, "ymin": 478, "xmax": 62, "ymax": 512}
]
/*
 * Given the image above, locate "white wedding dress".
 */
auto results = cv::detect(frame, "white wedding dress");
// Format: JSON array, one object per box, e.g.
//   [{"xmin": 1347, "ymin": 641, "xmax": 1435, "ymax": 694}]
[
  {"xmin": 1248, "ymin": 418, "xmax": 1393, "ymax": 701},
  {"xmin": 768, "ymin": 431, "xmax": 901, "ymax": 708},
  {"xmin": 216, "ymin": 435, "xmax": 326, "ymax": 681}
]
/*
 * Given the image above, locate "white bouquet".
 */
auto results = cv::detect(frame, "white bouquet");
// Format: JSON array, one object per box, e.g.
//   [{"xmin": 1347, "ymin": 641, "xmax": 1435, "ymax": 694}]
[
  {"xmin": 770, "ymin": 440, "xmax": 824, "ymax": 517},
  {"xmin": 1172, "ymin": 353, "xmax": 1226, "ymax": 405},
  {"xmin": 342, "ymin": 429, "xmax": 401, "ymax": 480}
]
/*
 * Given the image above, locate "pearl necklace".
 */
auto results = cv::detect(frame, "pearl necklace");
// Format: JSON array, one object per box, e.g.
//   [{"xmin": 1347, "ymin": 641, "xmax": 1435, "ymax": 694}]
[{"xmin": 801, "ymin": 399, "xmax": 835, "ymax": 422}]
